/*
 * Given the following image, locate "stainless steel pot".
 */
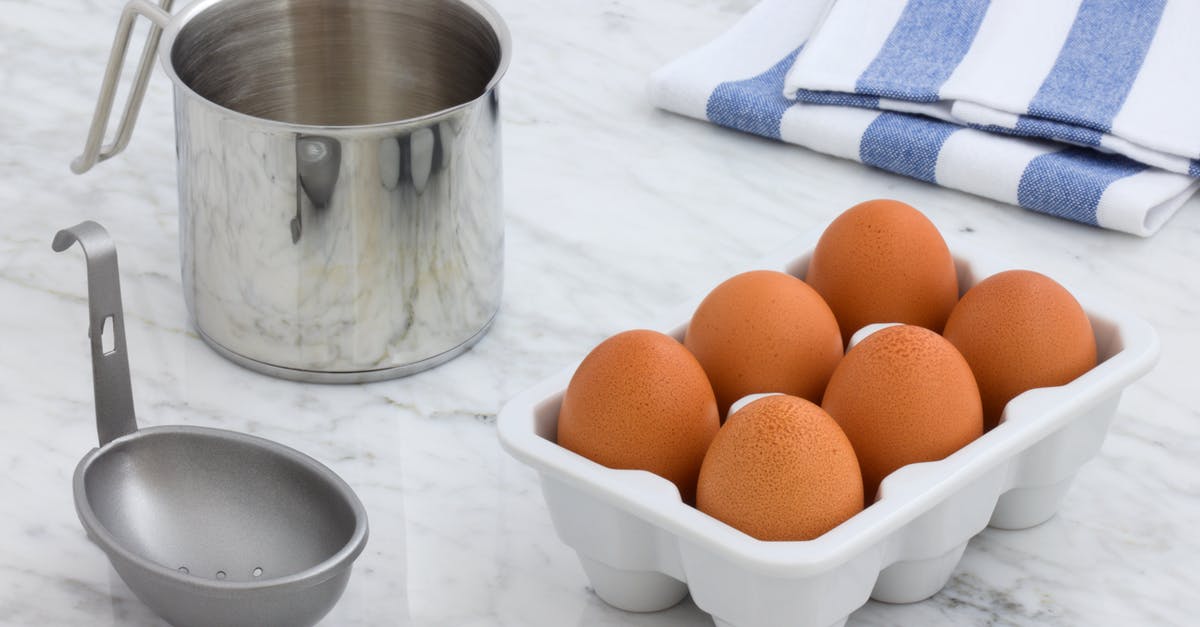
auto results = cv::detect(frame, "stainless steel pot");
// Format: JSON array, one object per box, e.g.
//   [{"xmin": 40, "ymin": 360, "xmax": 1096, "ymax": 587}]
[{"xmin": 74, "ymin": 0, "xmax": 510, "ymax": 382}]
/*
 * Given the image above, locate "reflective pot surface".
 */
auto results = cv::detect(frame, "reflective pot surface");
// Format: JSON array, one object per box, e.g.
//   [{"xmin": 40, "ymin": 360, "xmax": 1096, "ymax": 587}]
[
  {"xmin": 80, "ymin": 0, "xmax": 509, "ymax": 381},
  {"xmin": 170, "ymin": 0, "xmax": 507, "ymax": 381}
]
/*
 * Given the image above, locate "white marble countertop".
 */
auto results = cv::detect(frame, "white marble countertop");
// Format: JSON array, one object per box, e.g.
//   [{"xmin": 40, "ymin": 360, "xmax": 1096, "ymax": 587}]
[{"xmin": 2, "ymin": 0, "xmax": 1197, "ymax": 625}]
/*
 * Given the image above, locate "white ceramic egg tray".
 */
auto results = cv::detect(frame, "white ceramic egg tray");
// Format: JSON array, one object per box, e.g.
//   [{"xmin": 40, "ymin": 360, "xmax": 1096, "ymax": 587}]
[{"xmin": 497, "ymin": 230, "xmax": 1159, "ymax": 627}]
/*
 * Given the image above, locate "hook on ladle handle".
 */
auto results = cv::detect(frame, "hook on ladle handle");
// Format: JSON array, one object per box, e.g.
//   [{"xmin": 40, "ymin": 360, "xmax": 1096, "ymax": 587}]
[{"xmin": 53, "ymin": 221, "xmax": 138, "ymax": 446}]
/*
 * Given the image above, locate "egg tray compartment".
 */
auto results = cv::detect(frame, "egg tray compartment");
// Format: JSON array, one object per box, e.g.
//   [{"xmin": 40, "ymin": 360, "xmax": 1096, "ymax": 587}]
[{"xmin": 497, "ymin": 231, "xmax": 1159, "ymax": 627}]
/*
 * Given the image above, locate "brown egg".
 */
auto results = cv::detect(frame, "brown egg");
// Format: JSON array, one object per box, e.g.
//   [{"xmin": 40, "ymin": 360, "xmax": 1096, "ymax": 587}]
[
  {"xmin": 806, "ymin": 199, "xmax": 959, "ymax": 345},
  {"xmin": 557, "ymin": 329, "xmax": 720, "ymax": 504},
  {"xmin": 684, "ymin": 270, "xmax": 843, "ymax": 417},
  {"xmin": 697, "ymin": 395, "xmax": 863, "ymax": 541},
  {"xmin": 943, "ymin": 270, "xmax": 1097, "ymax": 431},
  {"xmin": 822, "ymin": 325, "xmax": 982, "ymax": 501}
]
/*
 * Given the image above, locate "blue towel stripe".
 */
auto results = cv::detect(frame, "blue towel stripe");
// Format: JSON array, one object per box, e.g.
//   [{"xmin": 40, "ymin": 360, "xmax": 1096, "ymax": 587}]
[
  {"xmin": 964, "ymin": 116, "xmax": 1105, "ymax": 148},
  {"xmin": 1190, "ymin": 160, "xmax": 1200, "ymax": 178},
  {"xmin": 1017, "ymin": 148, "xmax": 1148, "ymax": 226},
  {"xmin": 705, "ymin": 48, "xmax": 802, "ymax": 140},
  {"xmin": 854, "ymin": 0, "xmax": 990, "ymax": 103},
  {"xmin": 859, "ymin": 113, "xmax": 958, "ymax": 183},
  {"xmin": 1014, "ymin": 116, "xmax": 1105, "ymax": 148},
  {"xmin": 703, "ymin": 49, "xmax": 1151, "ymax": 230},
  {"xmin": 793, "ymin": 90, "xmax": 880, "ymax": 109},
  {"xmin": 1027, "ymin": 0, "xmax": 1166, "ymax": 134}
]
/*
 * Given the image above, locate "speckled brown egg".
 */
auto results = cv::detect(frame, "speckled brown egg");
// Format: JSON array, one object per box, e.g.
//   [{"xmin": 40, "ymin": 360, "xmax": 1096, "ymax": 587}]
[
  {"xmin": 557, "ymin": 329, "xmax": 720, "ymax": 504},
  {"xmin": 806, "ymin": 199, "xmax": 959, "ymax": 345},
  {"xmin": 684, "ymin": 270, "xmax": 843, "ymax": 418},
  {"xmin": 943, "ymin": 270, "xmax": 1097, "ymax": 431},
  {"xmin": 696, "ymin": 395, "xmax": 863, "ymax": 541},
  {"xmin": 822, "ymin": 325, "xmax": 982, "ymax": 501}
]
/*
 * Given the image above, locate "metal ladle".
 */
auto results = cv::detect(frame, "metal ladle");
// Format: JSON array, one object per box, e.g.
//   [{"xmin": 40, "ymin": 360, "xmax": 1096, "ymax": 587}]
[{"xmin": 54, "ymin": 221, "xmax": 369, "ymax": 627}]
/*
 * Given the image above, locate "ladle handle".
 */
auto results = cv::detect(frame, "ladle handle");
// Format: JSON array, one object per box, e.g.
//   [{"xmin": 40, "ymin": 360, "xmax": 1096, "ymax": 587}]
[
  {"xmin": 71, "ymin": 0, "xmax": 173, "ymax": 174},
  {"xmin": 53, "ymin": 221, "xmax": 138, "ymax": 446}
]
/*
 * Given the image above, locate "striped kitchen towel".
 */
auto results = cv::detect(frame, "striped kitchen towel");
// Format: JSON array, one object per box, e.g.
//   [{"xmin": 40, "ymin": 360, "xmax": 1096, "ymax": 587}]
[
  {"xmin": 650, "ymin": 0, "xmax": 1199, "ymax": 236},
  {"xmin": 785, "ymin": 0, "xmax": 1200, "ymax": 179}
]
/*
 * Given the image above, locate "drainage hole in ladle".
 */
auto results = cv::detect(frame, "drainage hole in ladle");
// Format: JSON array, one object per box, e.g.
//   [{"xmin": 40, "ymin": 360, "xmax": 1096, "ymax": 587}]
[
  {"xmin": 252, "ymin": 567, "xmax": 263, "ymax": 578},
  {"xmin": 216, "ymin": 571, "xmax": 227, "ymax": 580}
]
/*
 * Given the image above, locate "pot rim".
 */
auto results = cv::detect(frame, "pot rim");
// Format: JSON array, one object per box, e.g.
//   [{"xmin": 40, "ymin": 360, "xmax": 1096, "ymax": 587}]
[{"xmin": 157, "ymin": 0, "xmax": 512, "ymax": 133}]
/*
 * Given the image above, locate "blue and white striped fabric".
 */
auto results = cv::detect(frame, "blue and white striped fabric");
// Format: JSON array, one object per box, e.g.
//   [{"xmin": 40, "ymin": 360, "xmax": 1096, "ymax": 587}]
[
  {"xmin": 649, "ymin": 0, "xmax": 1199, "ymax": 236},
  {"xmin": 785, "ymin": 0, "xmax": 1200, "ymax": 178}
]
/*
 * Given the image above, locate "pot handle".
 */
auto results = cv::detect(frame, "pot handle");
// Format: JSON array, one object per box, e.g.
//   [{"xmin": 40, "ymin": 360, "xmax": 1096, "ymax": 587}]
[{"xmin": 71, "ymin": 0, "xmax": 174, "ymax": 174}]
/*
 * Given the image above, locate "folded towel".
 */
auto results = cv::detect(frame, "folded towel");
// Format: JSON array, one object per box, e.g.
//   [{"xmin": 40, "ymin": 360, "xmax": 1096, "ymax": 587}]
[
  {"xmin": 784, "ymin": 0, "xmax": 1200, "ymax": 178},
  {"xmin": 650, "ymin": 0, "xmax": 1198, "ymax": 236}
]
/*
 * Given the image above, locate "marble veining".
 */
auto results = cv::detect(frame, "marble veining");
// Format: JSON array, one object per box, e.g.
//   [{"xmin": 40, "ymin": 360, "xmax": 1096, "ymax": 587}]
[{"xmin": 1, "ymin": 0, "xmax": 1197, "ymax": 625}]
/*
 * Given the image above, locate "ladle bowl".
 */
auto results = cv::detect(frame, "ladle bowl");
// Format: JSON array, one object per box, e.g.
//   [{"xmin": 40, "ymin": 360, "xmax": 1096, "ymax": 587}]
[{"xmin": 56, "ymin": 221, "xmax": 368, "ymax": 627}]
